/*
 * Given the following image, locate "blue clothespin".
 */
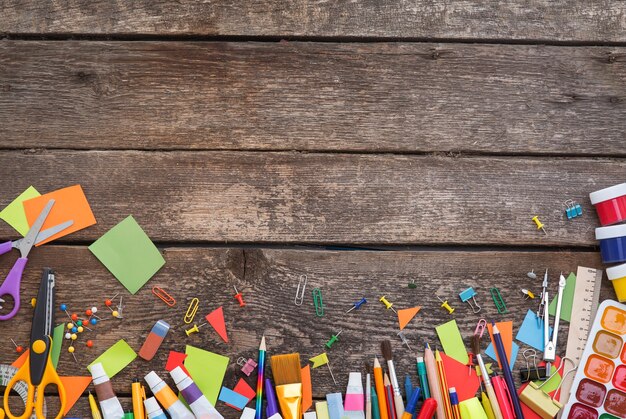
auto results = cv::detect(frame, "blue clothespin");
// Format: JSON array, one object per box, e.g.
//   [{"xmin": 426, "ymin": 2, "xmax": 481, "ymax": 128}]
[{"xmin": 459, "ymin": 287, "xmax": 481, "ymax": 313}]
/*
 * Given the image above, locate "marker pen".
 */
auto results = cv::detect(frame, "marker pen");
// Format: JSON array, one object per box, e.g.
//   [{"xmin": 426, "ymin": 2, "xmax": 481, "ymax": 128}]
[
  {"xmin": 145, "ymin": 371, "xmax": 194, "ymax": 419},
  {"xmin": 90, "ymin": 362, "xmax": 125, "ymax": 419},
  {"xmin": 170, "ymin": 366, "xmax": 224, "ymax": 419},
  {"xmin": 415, "ymin": 398, "xmax": 437, "ymax": 419},
  {"xmin": 416, "ymin": 357, "xmax": 430, "ymax": 400},
  {"xmin": 144, "ymin": 397, "xmax": 167, "ymax": 419},
  {"xmin": 491, "ymin": 376, "xmax": 514, "ymax": 419}
]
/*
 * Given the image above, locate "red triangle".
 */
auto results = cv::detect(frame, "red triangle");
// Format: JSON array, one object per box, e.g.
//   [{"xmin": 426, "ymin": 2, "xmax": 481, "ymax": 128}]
[
  {"xmin": 206, "ymin": 306, "xmax": 228, "ymax": 342},
  {"xmin": 398, "ymin": 306, "xmax": 421, "ymax": 330},
  {"xmin": 60, "ymin": 376, "xmax": 91, "ymax": 415},
  {"xmin": 165, "ymin": 351, "xmax": 190, "ymax": 376},
  {"xmin": 440, "ymin": 353, "xmax": 480, "ymax": 402}
]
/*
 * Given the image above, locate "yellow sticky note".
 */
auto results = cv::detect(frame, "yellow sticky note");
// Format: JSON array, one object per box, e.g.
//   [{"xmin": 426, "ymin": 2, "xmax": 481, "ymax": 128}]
[
  {"xmin": 184, "ymin": 345, "xmax": 229, "ymax": 405},
  {"xmin": 0, "ymin": 186, "xmax": 40, "ymax": 236},
  {"xmin": 88, "ymin": 339, "xmax": 137, "ymax": 378},
  {"xmin": 316, "ymin": 402, "xmax": 330, "ymax": 419},
  {"xmin": 436, "ymin": 319, "xmax": 469, "ymax": 364}
]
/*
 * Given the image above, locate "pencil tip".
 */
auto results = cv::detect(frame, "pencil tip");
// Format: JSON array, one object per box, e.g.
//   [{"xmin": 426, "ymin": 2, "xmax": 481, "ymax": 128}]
[{"xmin": 260, "ymin": 335, "xmax": 266, "ymax": 350}]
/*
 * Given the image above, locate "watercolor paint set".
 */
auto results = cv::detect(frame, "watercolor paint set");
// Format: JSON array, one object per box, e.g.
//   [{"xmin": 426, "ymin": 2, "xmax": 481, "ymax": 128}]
[{"xmin": 563, "ymin": 300, "xmax": 626, "ymax": 418}]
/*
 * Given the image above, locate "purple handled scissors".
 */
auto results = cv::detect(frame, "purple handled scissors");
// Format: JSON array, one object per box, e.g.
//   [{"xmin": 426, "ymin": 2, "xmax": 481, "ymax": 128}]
[{"xmin": 0, "ymin": 199, "xmax": 73, "ymax": 321}]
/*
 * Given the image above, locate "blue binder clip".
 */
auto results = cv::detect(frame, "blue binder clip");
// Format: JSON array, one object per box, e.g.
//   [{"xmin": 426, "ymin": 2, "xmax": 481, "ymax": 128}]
[
  {"xmin": 565, "ymin": 200, "xmax": 583, "ymax": 220},
  {"xmin": 459, "ymin": 287, "xmax": 481, "ymax": 313}
]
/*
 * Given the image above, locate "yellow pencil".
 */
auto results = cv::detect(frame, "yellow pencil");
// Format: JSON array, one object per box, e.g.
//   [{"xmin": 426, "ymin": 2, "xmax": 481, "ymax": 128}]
[
  {"xmin": 435, "ymin": 350, "xmax": 453, "ymax": 419},
  {"xmin": 89, "ymin": 392, "xmax": 103, "ymax": 419}
]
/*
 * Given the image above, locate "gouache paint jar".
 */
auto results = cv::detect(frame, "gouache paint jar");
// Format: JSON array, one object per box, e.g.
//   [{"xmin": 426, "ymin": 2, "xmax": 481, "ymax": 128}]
[
  {"xmin": 607, "ymin": 263, "xmax": 626, "ymax": 303},
  {"xmin": 590, "ymin": 183, "xmax": 626, "ymax": 226},
  {"xmin": 596, "ymin": 225, "xmax": 626, "ymax": 264}
]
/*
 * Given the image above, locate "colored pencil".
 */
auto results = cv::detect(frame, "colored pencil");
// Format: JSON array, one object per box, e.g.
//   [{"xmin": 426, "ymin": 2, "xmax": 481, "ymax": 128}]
[
  {"xmin": 366, "ymin": 373, "xmax": 372, "ymax": 419},
  {"xmin": 255, "ymin": 336, "xmax": 266, "ymax": 419},
  {"xmin": 384, "ymin": 373, "xmax": 397, "ymax": 419},
  {"xmin": 492, "ymin": 323, "xmax": 523, "ymax": 419},
  {"xmin": 381, "ymin": 340, "xmax": 405, "ymax": 419},
  {"xmin": 435, "ymin": 349, "xmax": 453, "ymax": 419},
  {"xmin": 424, "ymin": 343, "xmax": 445, "ymax": 419},
  {"xmin": 373, "ymin": 357, "xmax": 389, "ymax": 419},
  {"xmin": 449, "ymin": 388, "xmax": 461, "ymax": 419},
  {"xmin": 416, "ymin": 357, "xmax": 430, "ymax": 400},
  {"xmin": 371, "ymin": 382, "xmax": 381, "ymax": 419}
]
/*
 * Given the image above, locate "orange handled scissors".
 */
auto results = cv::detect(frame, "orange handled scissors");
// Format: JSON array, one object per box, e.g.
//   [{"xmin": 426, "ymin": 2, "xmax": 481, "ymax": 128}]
[{"xmin": 3, "ymin": 268, "xmax": 66, "ymax": 419}]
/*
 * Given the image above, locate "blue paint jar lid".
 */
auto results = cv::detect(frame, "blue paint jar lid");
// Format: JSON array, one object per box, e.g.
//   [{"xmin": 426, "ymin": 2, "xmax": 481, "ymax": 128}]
[
  {"xmin": 596, "ymin": 224, "xmax": 626, "ymax": 240},
  {"xmin": 607, "ymin": 263, "xmax": 626, "ymax": 280}
]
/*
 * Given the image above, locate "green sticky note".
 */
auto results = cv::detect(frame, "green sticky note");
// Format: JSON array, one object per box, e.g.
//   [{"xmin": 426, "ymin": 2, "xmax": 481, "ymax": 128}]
[
  {"xmin": 89, "ymin": 215, "xmax": 165, "ymax": 294},
  {"xmin": 51, "ymin": 323, "xmax": 65, "ymax": 369},
  {"xmin": 436, "ymin": 319, "xmax": 469, "ymax": 364},
  {"xmin": 88, "ymin": 339, "xmax": 137, "ymax": 378},
  {"xmin": 549, "ymin": 272, "xmax": 576, "ymax": 322},
  {"xmin": 184, "ymin": 345, "xmax": 229, "ymax": 405},
  {"xmin": 0, "ymin": 186, "xmax": 40, "ymax": 236}
]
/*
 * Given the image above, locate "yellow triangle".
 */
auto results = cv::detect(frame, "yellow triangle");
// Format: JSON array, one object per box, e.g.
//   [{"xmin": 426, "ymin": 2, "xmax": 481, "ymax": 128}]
[{"xmin": 398, "ymin": 306, "xmax": 421, "ymax": 330}]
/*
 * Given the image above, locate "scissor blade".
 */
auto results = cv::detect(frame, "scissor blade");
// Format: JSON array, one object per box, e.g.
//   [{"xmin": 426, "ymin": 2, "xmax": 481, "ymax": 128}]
[
  {"xmin": 35, "ymin": 220, "xmax": 73, "ymax": 245},
  {"xmin": 17, "ymin": 199, "xmax": 55, "ymax": 257}
]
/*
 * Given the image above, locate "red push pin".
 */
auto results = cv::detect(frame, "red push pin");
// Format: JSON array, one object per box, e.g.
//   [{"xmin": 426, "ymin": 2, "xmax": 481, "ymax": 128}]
[
  {"xmin": 11, "ymin": 338, "xmax": 23, "ymax": 353},
  {"xmin": 233, "ymin": 286, "xmax": 246, "ymax": 307}
]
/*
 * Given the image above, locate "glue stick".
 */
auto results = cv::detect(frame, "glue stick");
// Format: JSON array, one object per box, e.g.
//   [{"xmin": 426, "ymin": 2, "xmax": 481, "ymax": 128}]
[
  {"xmin": 90, "ymin": 362, "xmax": 125, "ymax": 419},
  {"xmin": 145, "ymin": 371, "xmax": 195, "ymax": 419},
  {"xmin": 170, "ymin": 366, "xmax": 224, "ymax": 419},
  {"xmin": 144, "ymin": 397, "xmax": 167, "ymax": 419}
]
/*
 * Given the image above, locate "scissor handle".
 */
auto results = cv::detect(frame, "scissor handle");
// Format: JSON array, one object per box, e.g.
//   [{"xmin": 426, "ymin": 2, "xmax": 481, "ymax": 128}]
[
  {"xmin": 0, "ymin": 258, "xmax": 27, "ymax": 321},
  {"xmin": 33, "ymin": 356, "xmax": 66, "ymax": 419},
  {"xmin": 3, "ymin": 360, "xmax": 35, "ymax": 419},
  {"xmin": 0, "ymin": 241, "xmax": 13, "ymax": 256}
]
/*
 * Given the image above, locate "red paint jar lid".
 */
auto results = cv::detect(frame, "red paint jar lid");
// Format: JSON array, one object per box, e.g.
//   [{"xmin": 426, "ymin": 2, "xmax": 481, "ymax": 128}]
[{"xmin": 590, "ymin": 183, "xmax": 626, "ymax": 204}]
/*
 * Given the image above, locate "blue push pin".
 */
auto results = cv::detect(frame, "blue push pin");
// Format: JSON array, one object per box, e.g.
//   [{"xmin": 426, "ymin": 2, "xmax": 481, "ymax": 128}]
[
  {"xmin": 459, "ymin": 287, "xmax": 481, "ymax": 313},
  {"xmin": 346, "ymin": 297, "xmax": 367, "ymax": 314}
]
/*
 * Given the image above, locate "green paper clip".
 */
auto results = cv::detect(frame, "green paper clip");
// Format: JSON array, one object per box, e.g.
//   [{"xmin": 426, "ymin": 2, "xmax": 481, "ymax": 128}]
[
  {"xmin": 490, "ymin": 287, "xmax": 508, "ymax": 314},
  {"xmin": 313, "ymin": 288, "xmax": 324, "ymax": 317}
]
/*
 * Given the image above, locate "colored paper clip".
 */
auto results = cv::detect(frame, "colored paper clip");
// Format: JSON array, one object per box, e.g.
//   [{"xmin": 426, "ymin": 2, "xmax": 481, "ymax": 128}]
[
  {"xmin": 490, "ymin": 287, "xmax": 508, "ymax": 313},
  {"xmin": 519, "ymin": 357, "xmax": 576, "ymax": 418},
  {"xmin": 237, "ymin": 357, "xmax": 258, "ymax": 376},
  {"xmin": 520, "ymin": 349, "xmax": 546, "ymax": 382},
  {"xmin": 184, "ymin": 298, "xmax": 199, "ymax": 324},
  {"xmin": 295, "ymin": 275, "xmax": 307, "ymax": 306},
  {"xmin": 459, "ymin": 287, "xmax": 481, "ymax": 313},
  {"xmin": 474, "ymin": 319, "xmax": 487, "ymax": 338},
  {"xmin": 313, "ymin": 288, "xmax": 324, "ymax": 317},
  {"xmin": 152, "ymin": 286, "xmax": 176, "ymax": 307},
  {"xmin": 564, "ymin": 199, "xmax": 583, "ymax": 220}
]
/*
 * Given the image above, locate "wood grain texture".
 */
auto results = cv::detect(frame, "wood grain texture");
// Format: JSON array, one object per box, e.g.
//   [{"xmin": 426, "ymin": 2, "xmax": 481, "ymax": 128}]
[
  {"xmin": 0, "ymin": 150, "xmax": 620, "ymax": 246},
  {"xmin": 0, "ymin": 247, "xmax": 607, "ymax": 417},
  {"xmin": 1, "ymin": 41, "xmax": 625, "ymax": 154},
  {"xmin": 1, "ymin": 1, "xmax": 626, "ymax": 42}
]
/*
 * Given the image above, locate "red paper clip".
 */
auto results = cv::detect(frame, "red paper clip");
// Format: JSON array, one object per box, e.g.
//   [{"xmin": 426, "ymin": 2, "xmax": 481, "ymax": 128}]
[{"xmin": 152, "ymin": 286, "xmax": 176, "ymax": 307}]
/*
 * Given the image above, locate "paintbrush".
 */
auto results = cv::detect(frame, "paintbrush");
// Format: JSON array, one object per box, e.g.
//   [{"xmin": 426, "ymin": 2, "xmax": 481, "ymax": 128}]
[
  {"xmin": 381, "ymin": 340, "xmax": 404, "ymax": 419},
  {"xmin": 271, "ymin": 353, "xmax": 302, "ymax": 419},
  {"xmin": 364, "ymin": 361, "xmax": 372, "ymax": 419}
]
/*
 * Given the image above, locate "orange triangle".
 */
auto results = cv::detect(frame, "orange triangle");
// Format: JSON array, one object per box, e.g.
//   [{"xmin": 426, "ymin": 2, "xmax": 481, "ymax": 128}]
[
  {"xmin": 60, "ymin": 376, "xmax": 91, "ymax": 415},
  {"xmin": 398, "ymin": 306, "xmax": 421, "ymax": 330},
  {"xmin": 205, "ymin": 306, "xmax": 228, "ymax": 342},
  {"xmin": 12, "ymin": 350, "xmax": 29, "ymax": 368}
]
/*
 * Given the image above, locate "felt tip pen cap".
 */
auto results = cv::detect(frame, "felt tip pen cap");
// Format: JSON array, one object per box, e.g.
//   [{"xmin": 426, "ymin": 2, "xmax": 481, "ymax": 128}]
[
  {"xmin": 169, "ymin": 366, "xmax": 187, "ymax": 385},
  {"xmin": 406, "ymin": 387, "xmax": 421, "ymax": 414},
  {"xmin": 144, "ymin": 371, "xmax": 163, "ymax": 389},
  {"xmin": 90, "ymin": 362, "xmax": 106, "ymax": 379},
  {"xmin": 144, "ymin": 397, "xmax": 162, "ymax": 415}
]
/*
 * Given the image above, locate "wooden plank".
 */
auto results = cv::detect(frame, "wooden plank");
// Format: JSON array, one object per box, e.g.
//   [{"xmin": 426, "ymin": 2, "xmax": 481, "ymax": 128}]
[
  {"xmin": 1, "ymin": 41, "xmax": 625, "ymax": 154},
  {"xmin": 0, "ymin": 150, "xmax": 620, "ymax": 246},
  {"xmin": 0, "ymin": 246, "xmax": 607, "ymax": 418},
  {"xmin": 2, "ymin": 2, "xmax": 626, "ymax": 42}
]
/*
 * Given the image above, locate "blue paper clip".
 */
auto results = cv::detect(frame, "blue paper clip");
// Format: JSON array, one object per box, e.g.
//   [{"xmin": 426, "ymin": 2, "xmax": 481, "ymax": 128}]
[{"xmin": 459, "ymin": 287, "xmax": 481, "ymax": 313}]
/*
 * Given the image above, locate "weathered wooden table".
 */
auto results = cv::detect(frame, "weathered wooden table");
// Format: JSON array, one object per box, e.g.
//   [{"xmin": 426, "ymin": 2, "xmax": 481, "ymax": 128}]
[{"xmin": 0, "ymin": 2, "xmax": 624, "ymax": 417}]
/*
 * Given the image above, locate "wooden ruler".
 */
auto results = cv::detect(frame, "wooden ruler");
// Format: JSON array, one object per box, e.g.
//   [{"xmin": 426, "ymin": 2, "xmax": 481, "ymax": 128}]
[{"xmin": 558, "ymin": 266, "xmax": 603, "ymax": 406}]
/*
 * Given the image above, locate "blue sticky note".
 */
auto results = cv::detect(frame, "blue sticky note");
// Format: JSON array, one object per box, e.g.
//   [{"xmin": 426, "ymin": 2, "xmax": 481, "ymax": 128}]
[
  {"xmin": 326, "ymin": 393, "xmax": 344, "ymax": 419},
  {"xmin": 516, "ymin": 309, "xmax": 553, "ymax": 351},
  {"xmin": 218, "ymin": 387, "xmax": 249, "ymax": 410},
  {"xmin": 485, "ymin": 341, "xmax": 520, "ymax": 371}
]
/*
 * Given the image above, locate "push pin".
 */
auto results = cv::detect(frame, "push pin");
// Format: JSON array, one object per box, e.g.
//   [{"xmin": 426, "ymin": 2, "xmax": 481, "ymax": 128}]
[
  {"xmin": 379, "ymin": 296, "xmax": 397, "ymax": 313},
  {"xmin": 185, "ymin": 323, "xmax": 207, "ymax": 336},
  {"xmin": 459, "ymin": 287, "xmax": 481, "ymax": 313},
  {"xmin": 233, "ymin": 286, "xmax": 246, "ymax": 307},
  {"xmin": 325, "ymin": 330, "xmax": 342, "ymax": 349},
  {"xmin": 436, "ymin": 296, "xmax": 455, "ymax": 314},
  {"xmin": 532, "ymin": 216, "xmax": 547, "ymax": 235},
  {"xmin": 60, "ymin": 304, "xmax": 74, "ymax": 323},
  {"xmin": 565, "ymin": 200, "xmax": 583, "ymax": 220},
  {"xmin": 346, "ymin": 297, "xmax": 367, "ymax": 313},
  {"xmin": 527, "ymin": 270, "xmax": 537, "ymax": 280},
  {"xmin": 521, "ymin": 288, "xmax": 535, "ymax": 299},
  {"xmin": 408, "ymin": 280, "xmax": 417, "ymax": 289},
  {"xmin": 10, "ymin": 338, "xmax": 24, "ymax": 353},
  {"xmin": 68, "ymin": 345, "xmax": 78, "ymax": 363},
  {"xmin": 237, "ymin": 357, "xmax": 258, "ymax": 376},
  {"xmin": 397, "ymin": 331, "xmax": 411, "ymax": 350}
]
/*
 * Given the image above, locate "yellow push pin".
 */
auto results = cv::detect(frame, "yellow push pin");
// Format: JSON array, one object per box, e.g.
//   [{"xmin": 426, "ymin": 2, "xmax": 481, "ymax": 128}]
[
  {"xmin": 379, "ymin": 296, "xmax": 397, "ymax": 313},
  {"xmin": 521, "ymin": 288, "xmax": 535, "ymax": 299},
  {"xmin": 532, "ymin": 216, "xmax": 547, "ymax": 235},
  {"xmin": 437, "ymin": 296, "xmax": 455, "ymax": 314},
  {"xmin": 185, "ymin": 323, "xmax": 208, "ymax": 336}
]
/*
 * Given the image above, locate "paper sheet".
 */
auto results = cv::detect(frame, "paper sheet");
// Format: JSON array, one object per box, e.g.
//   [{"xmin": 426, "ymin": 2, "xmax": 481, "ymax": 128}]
[
  {"xmin": 548, "ymin": 272, "xmax": 577, "ymax": 322},
  {"xmin": 436, "ymin": 319, "xmax": 469, "ymax": 364},
  {"xmin": 516, "ymin": 309, "xmax": 553, "ymax": 351},
  {"xmin": 302, "ymin": 365, "xmax": 313, "ymax": 412},
  {"xmin": 0, "ymin": 186, "xmax": 40, "ymax": 236},
  {"xmin": 166, "ymin": 350, "xmax": 190, "ymax": 375},
  {"xmin": 440, "ymin": 352, "xmax": 480, "ymax": 402},
  {"xmin": 60, "ymin": 376, "xmax": 91, "ymax": 416},
  {"xmin": 228, "ymin": 378, "xmax": 255, "ymax": 410},
  {"xmin": 89, "ymin": 215, "xmax": 165, "ymax": 294},
  {"xmin": 87, "ymin": 339, "xmax": 137, "ymax": 378},
  {"xmin": 486, "ymin": 321, "xmax": 514, "ymax": 370},
  {"xmin": 184, "ymin": 345, "xmax": 229, "ymax": 405},
  {"xmin": 51, "ymin": 323, "xmax": 65, "ymax": 369},
  {"xmin": 23, "ymin": 185, "xmax": 96, "ymax": 245},
  {"xmin": 485, "ymin": 341, "xmax": 519, "ymax": 372},
  {"xmin": 219, "ymin": 387, "xmax": 249, "ymax": 410}
]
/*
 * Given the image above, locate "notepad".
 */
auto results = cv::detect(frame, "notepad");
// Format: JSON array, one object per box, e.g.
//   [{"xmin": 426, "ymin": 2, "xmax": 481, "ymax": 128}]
[
  {"xmin": 89, "ymin": 215, "xmax": 165, "ymax": 294},
  {"xmin": 0, "ymin": 186, "xmax": 40, "ymax": 236},
  {"xmin": 436, "ymin": 319, "xmax": 469, "ymax": 364},
  {"xmin": 24, "ymin": 185, "xmax": 96, "ymax": 245},
  {"xmin": 87, "ymin": 339, "xmax": 137, "ymax": 378},
  {"xmin": 184, "ymin": 345, "xmax": 229, "ymax": 405}
]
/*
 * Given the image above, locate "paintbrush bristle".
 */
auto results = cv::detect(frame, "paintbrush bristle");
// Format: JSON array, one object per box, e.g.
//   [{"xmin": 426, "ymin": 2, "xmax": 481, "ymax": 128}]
[
  {"xmin": 271, "ymin": 353, "xmax": 302, "ymax": 386},
  {"xmin": 471, "ymin": 335, "xmax": 481, "ymax": 355},
  {"xmin": 381, "ymin": 340, "xmax": 393, "ymax": 361}
]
